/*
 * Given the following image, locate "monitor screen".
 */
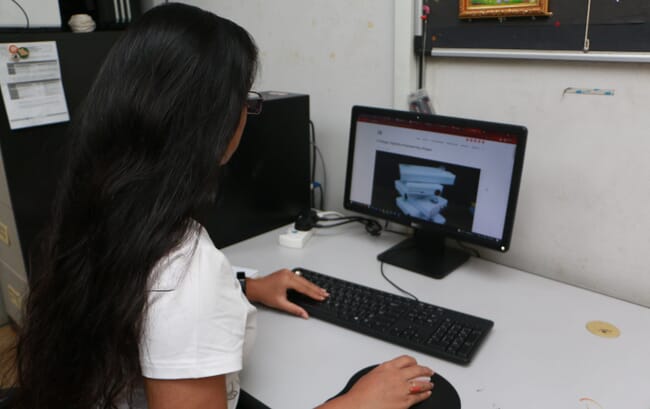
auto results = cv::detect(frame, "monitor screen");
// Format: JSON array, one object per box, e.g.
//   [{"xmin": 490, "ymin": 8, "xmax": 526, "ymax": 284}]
[{"xmin": 344, "ymin": 106, "xmax": 527, "ymax": 278}]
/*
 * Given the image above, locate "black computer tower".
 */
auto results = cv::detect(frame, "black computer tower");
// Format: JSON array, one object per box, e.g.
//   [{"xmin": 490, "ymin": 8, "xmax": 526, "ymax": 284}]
[
  {"xmin": 201, "ymin": 91, "xmax": 311, "ymax": 248},
  {"xmin": 0, "ymin": 37, "xmax": 309, "ymax": 321}
]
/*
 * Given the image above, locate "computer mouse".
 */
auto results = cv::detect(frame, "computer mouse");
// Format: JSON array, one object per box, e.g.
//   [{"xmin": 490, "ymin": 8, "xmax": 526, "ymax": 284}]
[{"xmin": 330, "ymin": 364, "xmax": 461, "ymax": 409}]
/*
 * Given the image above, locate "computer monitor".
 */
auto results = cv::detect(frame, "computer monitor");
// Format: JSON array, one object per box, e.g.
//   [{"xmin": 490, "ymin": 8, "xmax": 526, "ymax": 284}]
[{"xmin": 344, "ymin": 106, "xmax": 527, "ymax": 279}]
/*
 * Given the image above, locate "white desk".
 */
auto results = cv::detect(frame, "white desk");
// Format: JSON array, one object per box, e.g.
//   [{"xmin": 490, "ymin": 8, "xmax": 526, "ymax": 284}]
[{"xmin": 223, "ymin": 224, "xmax": 650, "ymax": 409}]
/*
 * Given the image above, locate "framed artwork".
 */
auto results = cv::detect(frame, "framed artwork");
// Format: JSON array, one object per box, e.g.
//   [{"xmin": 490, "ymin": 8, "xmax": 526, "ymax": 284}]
[{"xmin": 459, "ymin": 0, "xmax": 552, "ymax": 19}]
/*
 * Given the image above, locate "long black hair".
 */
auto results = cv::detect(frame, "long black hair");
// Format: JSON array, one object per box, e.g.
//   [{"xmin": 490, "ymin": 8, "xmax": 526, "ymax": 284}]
[{"xmin": 11, "ymin": 4, "xmax": 258, "ymax": 408}]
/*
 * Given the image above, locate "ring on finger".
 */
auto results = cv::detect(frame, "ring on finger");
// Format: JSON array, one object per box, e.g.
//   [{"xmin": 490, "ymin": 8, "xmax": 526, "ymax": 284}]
[{"xmin": 294, "ymin": 270, "xmax": 302, "ymax": 277}]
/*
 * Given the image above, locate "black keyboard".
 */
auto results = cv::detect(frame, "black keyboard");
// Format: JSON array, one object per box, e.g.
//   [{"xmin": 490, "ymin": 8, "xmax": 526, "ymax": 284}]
[{"xmin": 288, "ymin": 267, "xmax": 493, "ymax": 364}]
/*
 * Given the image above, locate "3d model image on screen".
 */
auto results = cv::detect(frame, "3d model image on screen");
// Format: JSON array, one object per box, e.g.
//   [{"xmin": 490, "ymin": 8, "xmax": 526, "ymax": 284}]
[
  {"xmin": 370, "ymin": 151, "xmax": 480, "ymax": 233},
  {"xmin": 394, "ymin": 164, "xmax": 455, "ymax": 224}
]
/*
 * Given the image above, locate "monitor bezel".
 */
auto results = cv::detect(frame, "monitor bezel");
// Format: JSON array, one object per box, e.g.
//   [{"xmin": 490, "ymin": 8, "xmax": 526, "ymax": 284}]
[{"xmin": 343, "ymin": 105, "xmax": 527, "ymax": 252}]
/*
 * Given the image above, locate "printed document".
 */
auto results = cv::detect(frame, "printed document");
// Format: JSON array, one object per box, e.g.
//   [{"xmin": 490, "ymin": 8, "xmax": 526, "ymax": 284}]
[{"xmin": 0, "ymin": 41, "xmax": 69, "ymax": 130}]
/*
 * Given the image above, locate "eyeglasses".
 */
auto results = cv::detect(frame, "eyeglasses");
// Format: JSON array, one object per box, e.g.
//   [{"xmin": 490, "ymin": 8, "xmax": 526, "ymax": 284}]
[{"xmin": 246, "ymin": 91, "xmax": 263, "ymax": 115}]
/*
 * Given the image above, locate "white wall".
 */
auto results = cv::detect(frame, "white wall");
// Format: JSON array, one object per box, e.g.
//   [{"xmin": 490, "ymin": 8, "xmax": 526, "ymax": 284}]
[
  {"xmin": 143, "ymin": 1, "xmax": 650, "ymax": 308},
  {"xmin": 424, "ymin": 58, "xmax": 650, "ymax": 307},
  {"xmin": 147, "ymin": 0, "xmax": 396, "ymax": 212},
  {"xmin": 0, "ymin": 0, "xmax": 61, "ymax": 28}
]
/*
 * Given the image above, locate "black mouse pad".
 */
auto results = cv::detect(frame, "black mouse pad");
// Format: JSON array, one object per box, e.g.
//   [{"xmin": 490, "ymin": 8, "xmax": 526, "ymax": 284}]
[{"xmin": 331, "ymin": 365, "xmax": 461, "ymax": 409}]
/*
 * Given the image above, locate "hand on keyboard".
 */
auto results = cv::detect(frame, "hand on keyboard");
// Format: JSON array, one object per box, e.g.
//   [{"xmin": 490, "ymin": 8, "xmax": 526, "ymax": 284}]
[{"xmin": 246, "ymin": 268, "xmax": 330, "ymax": 319}]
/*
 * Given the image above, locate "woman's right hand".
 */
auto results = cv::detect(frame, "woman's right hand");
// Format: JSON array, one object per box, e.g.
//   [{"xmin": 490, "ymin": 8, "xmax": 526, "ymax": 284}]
[{"xmin": 319, "ymin": 355, "xmax": 434, "ymax": 409}]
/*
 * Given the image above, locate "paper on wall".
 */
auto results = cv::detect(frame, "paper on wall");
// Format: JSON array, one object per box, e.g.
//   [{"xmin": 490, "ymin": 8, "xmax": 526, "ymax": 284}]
[{"xmin": 0, "ymin": 41, "xmax": 69, "ymax": 130}]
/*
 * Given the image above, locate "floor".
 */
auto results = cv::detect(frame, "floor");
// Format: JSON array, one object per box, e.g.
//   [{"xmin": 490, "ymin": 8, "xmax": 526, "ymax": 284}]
[{"xmin": 0, "ymin": 324, "xmax": 17, "ymax": 388}]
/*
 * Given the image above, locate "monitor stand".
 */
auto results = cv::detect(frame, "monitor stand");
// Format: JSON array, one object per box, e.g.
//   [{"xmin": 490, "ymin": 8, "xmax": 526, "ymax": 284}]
[{"xmin": 377, "ymin": 230, "xmax": 469, "ymax": 279}]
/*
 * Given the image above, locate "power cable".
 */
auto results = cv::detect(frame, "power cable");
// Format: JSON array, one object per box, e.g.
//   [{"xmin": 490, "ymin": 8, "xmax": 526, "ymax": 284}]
[
  {"xmin": 314, "ymin": 143, "xmax": 327, "ymax": 210},
  {"xmin": 10, "ymin": 0, "xmax": 30, "ymax": 29},
  {"xmin": 380, "ymin": 262, "xmax": 419, "ymax": 301}
]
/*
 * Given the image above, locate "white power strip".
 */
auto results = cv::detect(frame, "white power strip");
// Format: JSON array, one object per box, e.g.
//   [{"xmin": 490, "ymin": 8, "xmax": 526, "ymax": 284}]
[{"xmin": 278, "ymin": 225, "xmax": 313, "ymax": 248}]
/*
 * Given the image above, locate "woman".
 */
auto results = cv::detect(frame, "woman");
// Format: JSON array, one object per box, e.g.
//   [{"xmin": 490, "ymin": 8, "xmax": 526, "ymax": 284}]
[{"xmin": 11, "ymin": 4, "xmax": 434, "ymax": 409}]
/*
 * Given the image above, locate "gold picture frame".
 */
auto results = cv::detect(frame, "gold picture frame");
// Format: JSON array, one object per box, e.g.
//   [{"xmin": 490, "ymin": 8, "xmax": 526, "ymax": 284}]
[{"xmin": 459, "ymin": 0, "xmax": 551, "ymax": 19}]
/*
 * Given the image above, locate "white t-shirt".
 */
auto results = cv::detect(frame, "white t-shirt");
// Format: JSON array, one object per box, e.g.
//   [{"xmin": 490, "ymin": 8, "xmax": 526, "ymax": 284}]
[{"xmin": 121, "ymin": 223, "xmax": 257, "ymax": 409}]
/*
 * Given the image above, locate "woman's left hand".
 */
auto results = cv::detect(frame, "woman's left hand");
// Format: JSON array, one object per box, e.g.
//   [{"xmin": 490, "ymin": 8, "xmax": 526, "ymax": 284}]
[{"xmin": 246, "ymin": 268, "xmax": 329, "ymax": 318}]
